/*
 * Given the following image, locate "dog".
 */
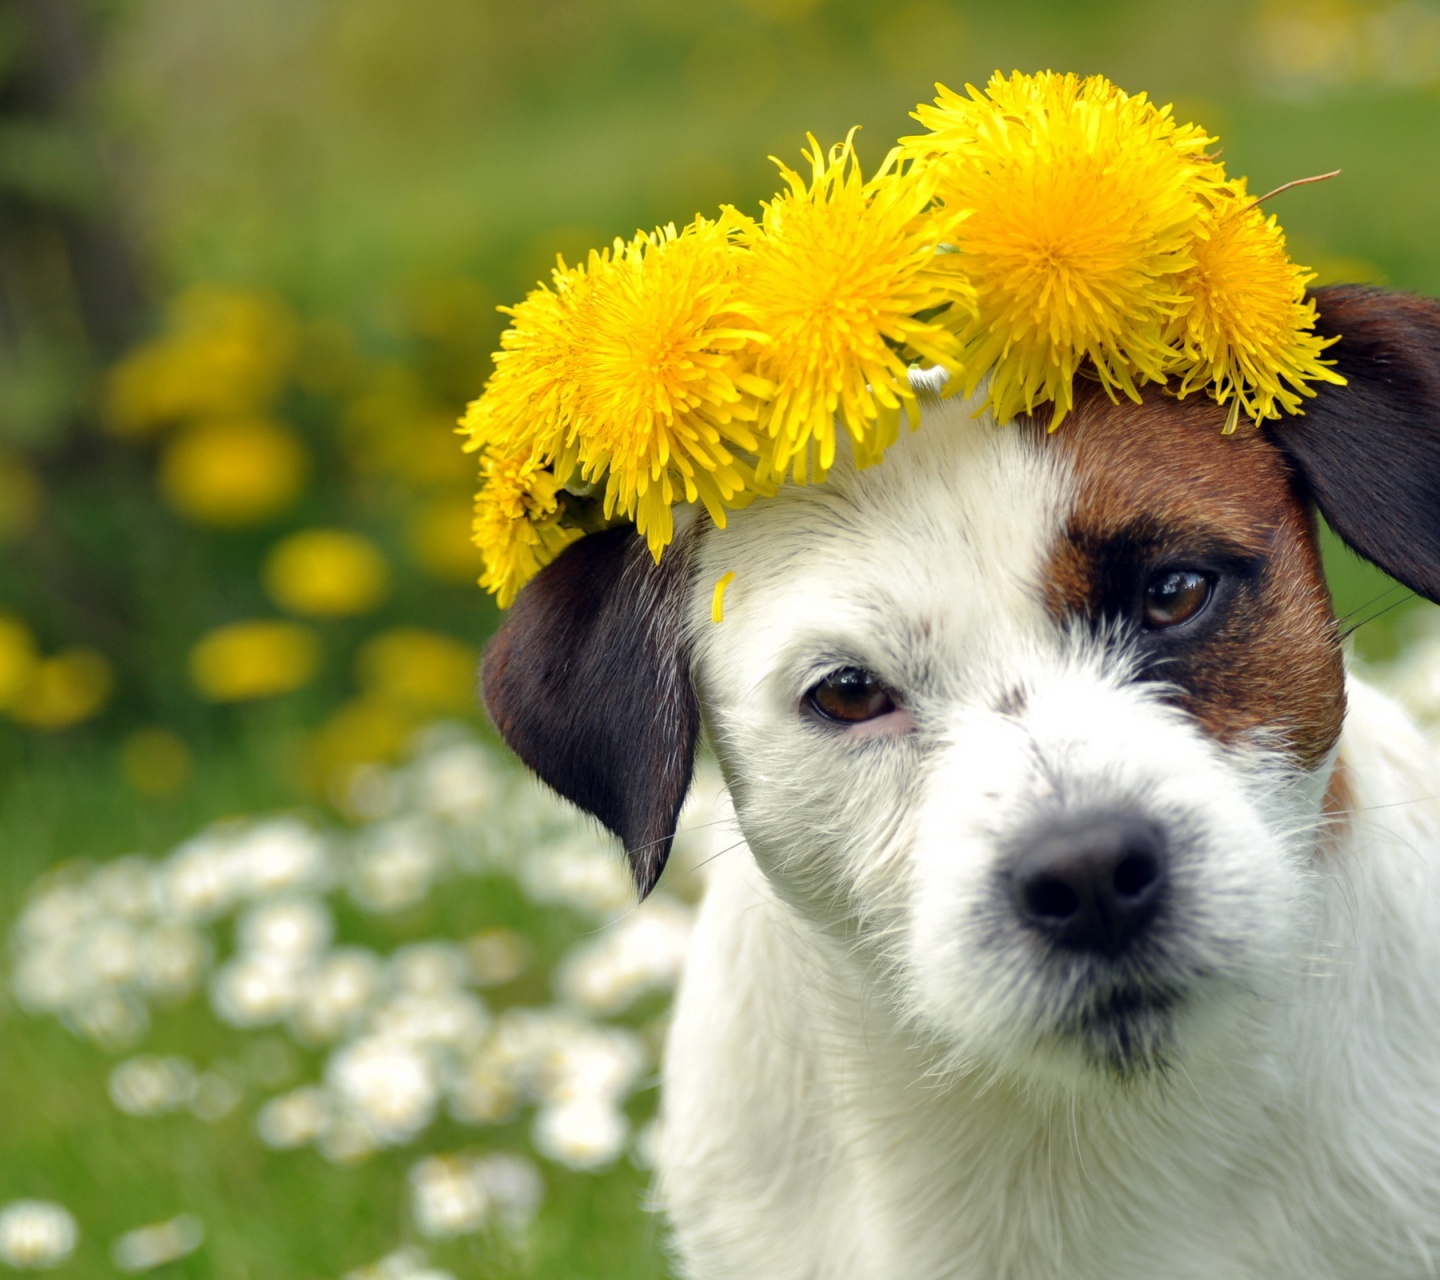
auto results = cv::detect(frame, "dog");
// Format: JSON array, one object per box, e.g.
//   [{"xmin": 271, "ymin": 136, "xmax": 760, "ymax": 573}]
[{"xmin": 482, "ymin": 284, "xmax": 1440, "ymax": 1279}]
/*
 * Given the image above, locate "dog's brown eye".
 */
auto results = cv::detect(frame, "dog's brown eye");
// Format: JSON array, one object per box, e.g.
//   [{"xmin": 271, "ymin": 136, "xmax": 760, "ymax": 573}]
[
  {"xmin": 1143, "ymin": 569, "xmax": 1214, "ymax": 629},
  {"xmin": 807, "ymin": 668, "xmax": 897, "ymax": 723}
]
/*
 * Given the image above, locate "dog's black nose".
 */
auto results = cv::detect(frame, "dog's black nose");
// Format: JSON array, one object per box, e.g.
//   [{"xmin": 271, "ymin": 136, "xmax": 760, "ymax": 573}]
[{"xmin": 1011, "ymin": 815, "xmax": 1167, "ymax": 956}]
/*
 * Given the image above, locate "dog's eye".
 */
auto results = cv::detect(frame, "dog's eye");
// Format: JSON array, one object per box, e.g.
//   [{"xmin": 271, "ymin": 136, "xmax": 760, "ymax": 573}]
[
  {"xmin": 807, "ymin": 668, "xmax": 897, "ymax": 723},
  {"xmin": 1142, "ymin": 569, "xmax": 1214, "ymax": 630}
]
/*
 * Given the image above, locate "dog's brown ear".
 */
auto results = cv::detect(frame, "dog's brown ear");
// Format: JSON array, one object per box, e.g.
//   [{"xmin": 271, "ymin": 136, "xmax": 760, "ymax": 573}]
[
  {"xmin": 1267, "ymin": 285, "xmax": 1440, "ymax": 604},
  {"xmin": 481, "ymin": 525, "xmax": 698, "ymax": 897}
]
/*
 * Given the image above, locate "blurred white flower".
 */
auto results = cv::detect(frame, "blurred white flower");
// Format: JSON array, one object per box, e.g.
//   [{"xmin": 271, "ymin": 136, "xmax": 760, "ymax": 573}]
[
  {"xmin": 210, "ymin": 953, "xmax": 304, "ymax": 1028},
  {"xmin": 289, "ymin": 948, "xmax": 384, "ymax": 1045},
  {"xmin": 534, "ymin": 1026, "xmax": 647, "ymax": 1107},
  {"xmin": 345, "ymin": 763, "xmax": 400, "ymax": 822},
  {"xmin": 520, "ymin": 838, "xmax": 634, "ymax": 918},
  {"xmin": 390, "ymin": 941, "xmax": 467, "ymax": 995},
  {"xmin": 256, "ymin": 1085, "xmax": 330, "ymax": 1150},
  {"xmin": 316, "ymin": 1111, "xmax": 379, "ymax": 1165},
  {"xmin": 108, "ymin": 1055, "xmax": 197, "ymax": 1117},
  {"xmin": 349, "ymin": 819, "xmax": 445, "ymax": 914},
  {"xmin": 163, "ymin": 819, "xmax": 329, "ymax": 921},
  {"xmin": 189, "ymin": 1071, "xmax": 243, "ymax": 1123},
  {"xmin": 110, "ymin": 1215, "xmax": 204, "ymax": 1273},
  {"xmin": 138, "ymin": 924, "xmax": 211, "ymax": 1004},
  {"xmin": 6, "ymin": 718, "xmax": 689, "ymax": 1232},
  {"xmin": 162, "ymin": 831, "xmax": 242, "ymax": 921},
  {"xmin": 469, "ymin": 777, "xmax": 576, "ymax": 874},
  {"xmin": 533, "ymin": 1098, "xmax": 629, "ymax": 1170},
  {"xmin": 1386, "ymin": 621, "xmax": 1440, "ymax": 729},
  {"xmin": 370, "ymin": 991, "xmax": 489, "ymax": 1050},
  {"xmin": 231, "ymin": 818, "xmax": 332, "ymax": 898},
  {"xmin": 557, "ymin": 896, "xmax": 693, "ymax": 1015},
  {"xmin": 327, "ymin": 1036, "xmax": 439, "ymax": 1146},
  {"xmin": 410, "ymin": 742, "xmax": 503, "ymax": 822},
  {"xmin": 475, "ymin": 1152, "xmax": 545, "ymax": 1231},
  {"xmin": 89, "ymin": 857, "xmax": 160, "ymax": 919},
  {"xmin": 445, "ymin": 1052, "xmax": 519, "ymax": 1127},
  {"xmin": 13, "ymin": 880, "xmax": 95, "ymax": 949},
  {"xmin": 408, "ymin": 1155, "xmax": 490, "ymax": 1238},
  {"xmin": 79, "ymin": 919, "xmax": 143, "ymax": 987},
  {"xmin": 0, "ymin": 1200, "xmax": 79, "ymax": 1270},
  {"xmin": 67, "ymin": 989, "xmax": 149, "ymax": 1050},
  {"xmin": 10, "ymin": 947, "xmax": 82, "ymax": 1015},
  {"xmin": 465, "ymin": 928, "xmax": 530, "ymax": 987},
  {"xmin": 341, "ymin": 1246, "xmax": 453, "ymax": 1280},
  {"xmin": 484, "ymin": 1008, "xmax": 578, "ymax": 1080},
  {"xmin": 407, "ymin": 1150, "xmax": 545, "ymax": 1239},
  {"xmin": 236, "ymin": 897, "xmax": 333, "ymax": 959}
]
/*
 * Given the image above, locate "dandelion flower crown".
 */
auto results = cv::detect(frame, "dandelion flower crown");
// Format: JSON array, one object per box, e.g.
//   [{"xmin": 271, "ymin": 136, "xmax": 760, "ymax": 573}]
[{"xmin": 460, "ymin": 70, "xmax": 1344, "ymax": 607}]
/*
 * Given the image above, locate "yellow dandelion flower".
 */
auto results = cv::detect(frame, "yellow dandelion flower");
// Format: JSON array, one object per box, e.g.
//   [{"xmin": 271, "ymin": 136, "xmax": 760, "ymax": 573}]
[
  {"xmin": 741, "ymin": 133, "xmax": 968, "ymax": 483},
  {"xmin": 471, "ymin": 449, "xmax": 583, "ymax": 608},
  {"xmin": 407, "ymin": 497, "xmax": 487, "ymax": 584},
  {"xmin": 120, "ymin": 728, "xmax": 193, "ymax": 797},
  {"xmin": 189, "ymin": 620, "xmax": 320, "ymax": 702},
  {"xmin": 263, "ymin": 529, "xmax": 391, "ymax": 618},
  {"xmin": 0, "ymin": 613, "xmax": 38, "ymax": 711},
  {"xmin": 355, "ymin": 627, "xmax": 477, "ymax": 716},
  {"xmin": 9, "ymin": 649, "xmax": 113, "ymax": 730},
  {"xmin": 158, "ymin": 418, "xmax": 309, "ymax": 526},
  {"xmin": 566, "ymin": 212, "xmax": 771, "ymax": 557},
  {"xmin": 904, "ymin": 71, "xmax": 1223, "ymax": 426},
  {"xmin": 105, "ymin": 286, "xmax": 299, "ymax": 437},
  {"xmin": 459, "ymin": 266, "xmax": 586, "ymax": 468},
  {"xmin": 302, "ymin": 695, "xmax": 420, "ymax": 807},
  {"xmin": 1169, "ymin": 182, "xmax": 1345, "ymax": 428}
]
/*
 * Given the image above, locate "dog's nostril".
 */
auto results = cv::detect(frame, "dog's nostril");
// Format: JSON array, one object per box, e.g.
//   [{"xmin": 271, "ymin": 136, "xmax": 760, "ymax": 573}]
[
  {"xmin": 1112, "ymin": 852, "xmax": 1160, "ymax": 901},
  {"xmin": 1011, "ymin": 816, "xmax": 1168, "ymax": 956},
  {"xmin": 1023, "ymin": 878, "xmax": 1080, "ymax": 922}
]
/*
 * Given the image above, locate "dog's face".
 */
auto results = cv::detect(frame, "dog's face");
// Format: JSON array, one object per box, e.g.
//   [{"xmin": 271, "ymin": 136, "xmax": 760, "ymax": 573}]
[
  {"xmin": 686, "ymin": 382, "xmax": 1341, "ymax": 1080},
  {"xmin": 483, "ymin": 285, "xmax": 1440, "ymax": 1086}
]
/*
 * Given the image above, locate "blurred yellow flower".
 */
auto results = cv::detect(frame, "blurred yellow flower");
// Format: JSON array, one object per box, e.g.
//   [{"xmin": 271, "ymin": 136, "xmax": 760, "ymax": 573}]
[
  {"xmin": 0, "ymin": 614, "xmax": 39, "ymax": 710},
  {"xmin": 346, "ymin": 367, "xmax": 473, "ymax": 486},
  {"xmin": 158, "ymin": 418, "xmax": 309, "ymax": 526},
  {"xmin": 355, "ymin": 627, "xmax": 477, "ymax": 716},
  {"xmin": 0, "ymin": 454, "xmax": 42, "ymax": 543},
  {"xmin": 105, "ymin": 286, "xmax": 300, "ymax": 437},
  {"xmin": 189, "ymin": 620, "xmax": 321, "ymax": 702},
  {"xmin": 406, "ymin": 497, "xmax": 486, "ymax": 583},
  {"xmin": 9, "ymin": 649, "xmax": 113, "ymax": 730},
  {"xmin": 263, "ymin": 529, "xmax": 391, "ymax": 618},
  {"xmin": 120, "ymin": 728, "xmax": 193, "ymax": 797},
  {"xmin": 302, "ymin": 696, "xmax": 420, "ymax": 805}
]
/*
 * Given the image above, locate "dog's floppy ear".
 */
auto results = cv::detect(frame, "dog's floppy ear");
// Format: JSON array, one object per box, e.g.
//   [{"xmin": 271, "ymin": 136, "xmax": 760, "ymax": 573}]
[
  {"xmin": 481, "ymin": 525, "xmax": 699, "ymax": 897},
  {"xmin": 1266, "ymin": 285, "xmax": 1440, "ymax": 604}
]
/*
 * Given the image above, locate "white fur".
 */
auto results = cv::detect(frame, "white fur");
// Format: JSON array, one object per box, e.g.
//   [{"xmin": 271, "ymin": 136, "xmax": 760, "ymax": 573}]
[{"xmin": 655, "ymin": 389, "xmax": 1440, "ymax": 1279}]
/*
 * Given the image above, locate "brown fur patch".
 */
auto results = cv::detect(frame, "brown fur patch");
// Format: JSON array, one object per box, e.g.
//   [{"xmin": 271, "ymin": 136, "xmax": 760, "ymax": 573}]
[{"xmin": 1043, "ymin": 389, "xmax": 1346, "ymax": 773}]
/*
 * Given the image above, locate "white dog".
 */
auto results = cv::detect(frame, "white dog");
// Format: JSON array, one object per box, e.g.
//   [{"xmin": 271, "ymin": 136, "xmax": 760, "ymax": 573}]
[{"xmin": 483, "ymin": 284, "xmax": 1440, "ymax": 1279}]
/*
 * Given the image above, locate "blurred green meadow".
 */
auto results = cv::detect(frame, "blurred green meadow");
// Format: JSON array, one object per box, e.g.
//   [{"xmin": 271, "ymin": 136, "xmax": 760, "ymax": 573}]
[{"xmin": 2, "ymin": 0, "xmax": 1440, "ymax": 1275}]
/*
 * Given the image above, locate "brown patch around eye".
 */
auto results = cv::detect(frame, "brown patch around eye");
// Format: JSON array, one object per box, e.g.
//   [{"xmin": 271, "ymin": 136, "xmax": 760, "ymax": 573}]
[{"xmin": 1043, "ymin": 389, "xmax": 1346, "ymax": 773}]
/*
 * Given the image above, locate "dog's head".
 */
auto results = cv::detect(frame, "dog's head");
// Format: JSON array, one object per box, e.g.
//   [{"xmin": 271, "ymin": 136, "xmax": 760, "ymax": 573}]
[{"xmin": 483, "ymin": 285, "xmax": 1440, "ymax": 1082}]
